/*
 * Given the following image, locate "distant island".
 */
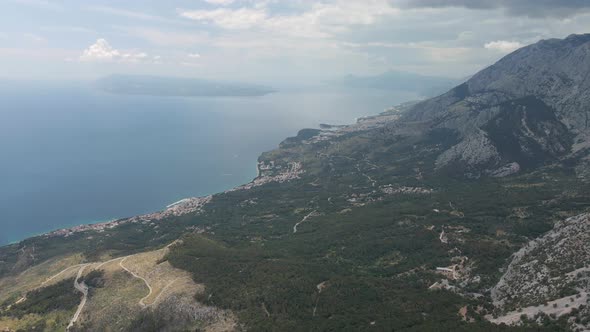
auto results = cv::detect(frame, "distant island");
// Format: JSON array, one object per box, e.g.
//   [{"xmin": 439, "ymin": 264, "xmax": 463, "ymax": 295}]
[{"xmin": 95, "ymin": 74, "xmax": 276, "ymax": 97}]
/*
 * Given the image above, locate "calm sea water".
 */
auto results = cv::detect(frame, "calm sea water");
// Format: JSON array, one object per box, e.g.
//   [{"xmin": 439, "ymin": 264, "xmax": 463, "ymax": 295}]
[{"xmin": 0, "ymin": 81, "xmax": 418, "ymax": 245}]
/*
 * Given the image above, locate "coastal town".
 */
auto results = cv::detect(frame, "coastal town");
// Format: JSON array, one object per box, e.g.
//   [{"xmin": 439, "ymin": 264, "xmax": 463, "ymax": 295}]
[
  {"xmin": 227, "ymin": 161, "xmax": 304, "ymax": 192},
  {"xmin": 44, "ymin": 195, "xmax": 212, "ymax": 239},
  {"xmin": 43, "ymin": 160, "xmax": 305, "ymax": 239}
]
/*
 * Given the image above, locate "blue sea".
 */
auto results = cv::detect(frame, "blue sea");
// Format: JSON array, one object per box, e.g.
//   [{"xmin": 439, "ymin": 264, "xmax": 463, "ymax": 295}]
[{"xmin": 0, "ymin": 81, "xmax": 418, "ymax": 245}]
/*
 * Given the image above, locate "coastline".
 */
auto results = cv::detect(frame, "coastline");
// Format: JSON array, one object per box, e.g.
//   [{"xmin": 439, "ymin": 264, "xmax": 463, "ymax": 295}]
[
  {"xmin": 0, "ymin": 86, "xmax": 411, "ymax": 248},
  {"xmin": 2, "ymin": 136, "xmax": 308, "ymax": 245},
  {"xmin": 3, "ymin": 217, "xmax": 116, "ymax": 246},
  {"xmin": 1, "ymin": 97, "xmax": 407, "ymax": 247},
  {"xmin": 1, "ymin": 180, "xmax": 256, "ymax": 247}
]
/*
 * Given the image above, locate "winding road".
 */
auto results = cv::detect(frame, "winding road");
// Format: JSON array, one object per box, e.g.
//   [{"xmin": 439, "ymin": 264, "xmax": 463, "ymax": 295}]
[
  {"xmin": 67, "ymin": 264, "xmax": 89, "ymax": 330},
  {"xmin": 64, "ymin": 255, "xmax": 157, "ymax": 329},
  {"xmin": 119, "ymin": 257, "xmax": 153, "ymax": 307},
  {"xmin": 293, "ymin": 211, "xmax": 317, "ymax": 233},
  {"xmin": 41, "ymin": 264, "xmax": 84, "ymax": 287},
  {"xmin": 44, "ymin": 246, "xmax": 174, "ymax": 329}
]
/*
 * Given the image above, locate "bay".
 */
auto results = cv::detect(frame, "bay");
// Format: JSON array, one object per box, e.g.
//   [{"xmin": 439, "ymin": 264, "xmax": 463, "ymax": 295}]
[{"xmin": 0, "ymin": 81, "xmax": 418, "ymax": 245}]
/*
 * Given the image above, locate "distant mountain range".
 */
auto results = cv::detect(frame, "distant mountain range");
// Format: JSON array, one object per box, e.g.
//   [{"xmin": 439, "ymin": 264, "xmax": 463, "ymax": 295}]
[
  {"xmin": 95, "ymin": 74, "xmax": 276, "ymax": 97},
  {"xmin": 334, "ymin": 70, "xmax": 463, "ymax": 97},
  {"xmin": 2, "ymin": 34, "xmax": 590, "ymax": 331}
]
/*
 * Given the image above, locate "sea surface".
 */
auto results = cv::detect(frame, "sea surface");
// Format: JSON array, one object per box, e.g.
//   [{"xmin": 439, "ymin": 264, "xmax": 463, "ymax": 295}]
[{"xmin": 0, "ymin": 81, "xmax": 418, "ymax": 245}]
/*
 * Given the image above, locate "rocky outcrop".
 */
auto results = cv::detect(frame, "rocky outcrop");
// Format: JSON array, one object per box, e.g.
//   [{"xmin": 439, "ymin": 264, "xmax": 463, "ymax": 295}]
[
  {"xmin": 435, "ymin": 129, "xmax": 500, "ymax": 170},
  {"xmin": 489, "ymin": 162, "xmax": 520, "ymax": 178},
  {"xmin": 491, "ymin": 213, "xmax": 590, "ymax": 310}
]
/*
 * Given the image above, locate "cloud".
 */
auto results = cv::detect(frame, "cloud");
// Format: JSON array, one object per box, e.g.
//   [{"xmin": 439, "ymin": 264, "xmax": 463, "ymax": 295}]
[
  {"xmin": 7, "ymin": 0, "xmax": 585, "ymax": 81},
  {"xmin": 399, "ymin": 0, "xmax": 590, "ymax": 17},
  {"xmin": 79, "ymin": 39, "xmax": 152, "ymax": 63},
  {"xmin": 181, "ymin": 53, "xmax": 202, "ymax": 67},
  {"xmin": 204, "ymin": 0, "xmax": 235, "ymax": 5},
  {"xmin": 181, "ymin": 62, "xmax": 203, "ymax": 67},
  {"xmin": 86, "ymin": 6, "xmax": 186, "ymax": 25},
  {"xmin": 80, "ymin": 39, "xmax": 121, "ymax": 61},
  {"xmin": 180, "ymin": 8, "xmax": 267, "ymax": 29},
  {"xmin": 88, "ymin": 5, "xmax": 159, "ymax": 20},
  {"xmin": 179, "ymin": 0, "xmax": 399, "ymax": 38},
  {"xmin": 484, "ymin": 40, "xmax": 524, "ymax": 53},
  {"xmin": 8, "ymin": 0, "xmax": 63, "ymax": 11},
  {"xmin": 23, "ymin": 33, "xmax": 46, "ymax": 44},
  {"xmin": 122, "ymin": 27, "xmax": 208, "ymax": 46},
  {"xmin": 40, "ymin": 26, "xmax": 96, "ymax": 34}
]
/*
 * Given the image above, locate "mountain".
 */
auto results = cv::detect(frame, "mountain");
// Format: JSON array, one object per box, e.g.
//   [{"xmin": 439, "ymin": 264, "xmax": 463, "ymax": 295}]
[
  {"xmin": 95, "ymin": 74, "xmax": 276, "ymax": 97},
  {"xmin": 2, "ymin": 35, "xmax": 590, "ymax": 331},
  {"xmin": 334, "ymin": 70, "xmax": 461, "ymax": 97},
  {"xmin": 404, "ymin": 34, "xmax": 590, "ymax": 177}
]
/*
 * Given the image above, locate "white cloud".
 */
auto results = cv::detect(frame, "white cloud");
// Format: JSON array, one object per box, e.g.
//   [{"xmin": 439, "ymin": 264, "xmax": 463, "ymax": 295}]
[
  {"xmin": 484, "ymin": 40, "xmax": 523, "ymax": 53},
  {"xmin": 86, "ymin": 6, "xmax": 187, "ymax": 26},
  {"xmin": 88, "ymin": 5, "xmax": 160, "ymax": 20},
  {"xmin": 80, "ymin": 39, "xmax": 119, "ymax": 61},
  {"xmin": 180, "ymin": 8, "xmax": 267, "ymax": 29},
  {"xmin": 188, "ymin": 53, "xmax": 201, "ymax": 58},
  {"xmin": 79, "ymin": 39, "xmax": 153, "ymax": 63},
  {"xmin": 179, "ymin": 0, "xmax": 400, "ymax": 38}
]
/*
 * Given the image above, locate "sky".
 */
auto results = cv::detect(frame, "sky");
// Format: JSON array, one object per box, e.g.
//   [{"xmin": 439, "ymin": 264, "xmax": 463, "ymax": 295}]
[{"xmin": 1, "ymin": 0, "xmax": 590, "ymax": 83}]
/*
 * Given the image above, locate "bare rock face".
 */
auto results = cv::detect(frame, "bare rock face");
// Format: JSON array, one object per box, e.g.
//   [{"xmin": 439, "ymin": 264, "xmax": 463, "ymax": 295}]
[
  {"xmin": 489, "ymin": 162, "xmax": 520, "ymax": 178},
  {"xmin": 468, "ymin": 34, "xmax": 590, "ymax": 137},
  {"xmin": 491, "ymin": 213, "xmax": 590, "ymax": 310},
  {"xmin": 404, "ymin": 34, "xmax": 590, "ymax": 176},
  {"xmin": 435, "ymin": 129, "xmax": 500, "ymax": 169}
]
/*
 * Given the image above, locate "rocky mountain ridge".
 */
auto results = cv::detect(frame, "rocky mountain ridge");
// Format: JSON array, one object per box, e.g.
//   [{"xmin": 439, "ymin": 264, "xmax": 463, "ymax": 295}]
[{"xmin": 400, "ymin": 34, "xmax": 590, "ymax": 177}]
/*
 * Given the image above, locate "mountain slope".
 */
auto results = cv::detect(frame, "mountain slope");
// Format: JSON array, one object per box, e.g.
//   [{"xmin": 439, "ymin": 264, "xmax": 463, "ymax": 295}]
[
  {"xmin": 2, "ymin": 35, "xmax": 590, "ymax": 331},
  {"xmin": 402, "ymin": 34, "xmax": 590, "ymax": 177},
  {"xmin": 488, "ymin": 213, "xmax": 590, "ymax": 330}
]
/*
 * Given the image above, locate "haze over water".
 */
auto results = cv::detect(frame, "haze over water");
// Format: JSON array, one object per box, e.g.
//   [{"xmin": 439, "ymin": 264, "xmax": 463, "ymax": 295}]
[{"xmin": 0, "ymin": 82, "xmax": 417, "ymax": 245}]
